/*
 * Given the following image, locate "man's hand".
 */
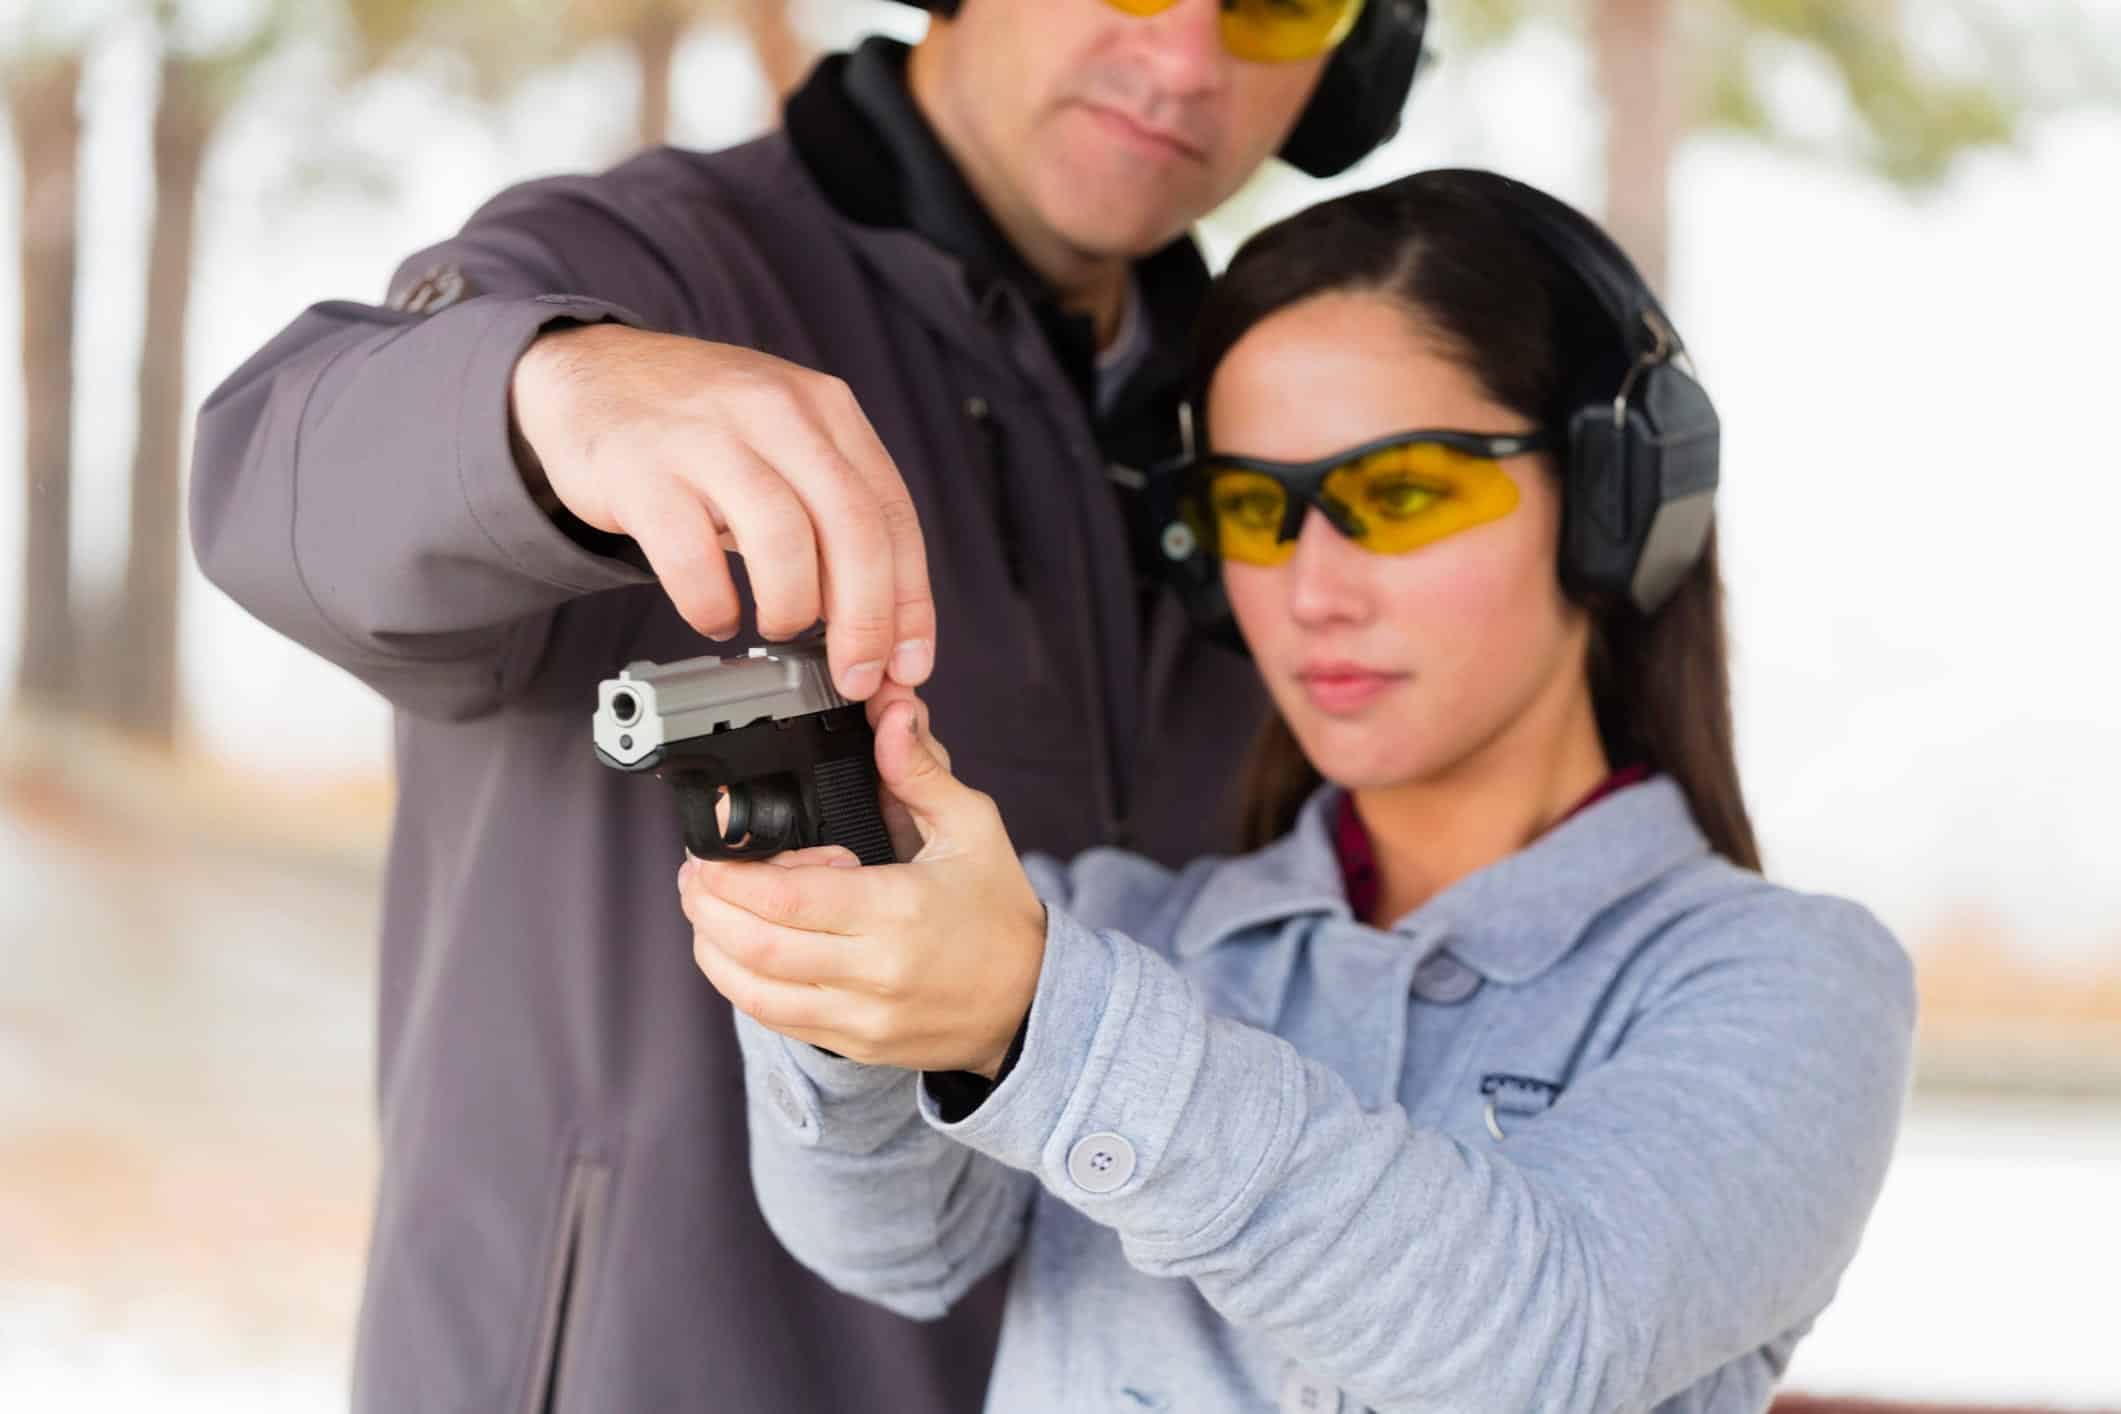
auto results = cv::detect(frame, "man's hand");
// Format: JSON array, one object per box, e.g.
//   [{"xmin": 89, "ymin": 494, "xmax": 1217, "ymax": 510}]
[
  {"xmin": 678, "ymin": 698, "xmax": 1046, "ymax": 1079},
  {"xmin": 511, "ymin": 322, "xmax": 935, "ymax": 700}
]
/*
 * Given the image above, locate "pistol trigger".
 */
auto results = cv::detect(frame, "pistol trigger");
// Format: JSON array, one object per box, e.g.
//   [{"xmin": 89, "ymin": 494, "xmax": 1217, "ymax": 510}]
[{"xmin": 723, "ymin": 780, "xmax": 801, "ymax": 855}]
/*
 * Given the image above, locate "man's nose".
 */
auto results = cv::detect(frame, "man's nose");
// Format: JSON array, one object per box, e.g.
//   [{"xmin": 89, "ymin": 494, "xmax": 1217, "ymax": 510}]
[
  {"xmin": 1127, "ymin": 0, "xmax": 1228, "ymax": 99},
  {"xmin": 1284, "ymin": 507, "xmax": 1373, "ymax": 626}
]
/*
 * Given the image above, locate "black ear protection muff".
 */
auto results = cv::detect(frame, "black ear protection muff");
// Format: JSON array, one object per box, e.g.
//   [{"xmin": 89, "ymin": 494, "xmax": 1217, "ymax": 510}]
[
  {"xmin": 1468, "ymin": 171, "xmax": 1720, "ymax": 616},
  {"xmin": 887, "ymin": 0, "xmax": 1429, "ymax": 178},
  {"xmin": 1158, "ymin": 169, "xmax": 1721, "ymax": 650}
]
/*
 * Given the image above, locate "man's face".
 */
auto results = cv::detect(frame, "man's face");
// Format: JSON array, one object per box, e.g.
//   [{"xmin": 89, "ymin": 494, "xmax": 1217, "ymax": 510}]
[{"xmin": 914, "ymin": 0, "xmax": 1330, "ymax": 259}]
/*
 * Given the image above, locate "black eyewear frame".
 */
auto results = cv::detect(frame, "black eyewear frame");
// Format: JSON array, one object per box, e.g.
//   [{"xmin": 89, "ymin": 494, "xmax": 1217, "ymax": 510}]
[{"xmin": 1187, "ymin": 426, "xmax": 1555, "ymax": 547}]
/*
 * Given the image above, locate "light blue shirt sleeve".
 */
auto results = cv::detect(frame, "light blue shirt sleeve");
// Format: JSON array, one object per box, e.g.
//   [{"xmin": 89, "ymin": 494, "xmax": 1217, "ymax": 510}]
[
  {"xmin": 914, "ymin": 885, "xmax": 1917, "ymax": 1412},
  {"xmin": 727, "ymin": 857, "xmax": 1084, "ymax": 1320},
  {"xmin": 732, "ymin": 1012, "xmax": 1038, "ymax": 1320}
]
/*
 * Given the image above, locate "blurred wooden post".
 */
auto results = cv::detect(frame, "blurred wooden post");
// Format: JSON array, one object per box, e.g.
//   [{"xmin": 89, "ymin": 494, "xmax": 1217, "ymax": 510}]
[
  {"xmin": 7, "ymin": 56, "xmax": 85, "ymax": 718},
  {"xmin": 737, "ymin": 0, "xmax": 811, "ymax": 102},
  {"xmin": 1591, "ymin": 0, "xmax": 1681, "ymax": 294},
  {"xmin": 631, "ymin": 6, "xmax": 683, "ymax": 149},
  {"xmin": 111, "ymin": 52, "xmax": 216, "ymax": 745}
]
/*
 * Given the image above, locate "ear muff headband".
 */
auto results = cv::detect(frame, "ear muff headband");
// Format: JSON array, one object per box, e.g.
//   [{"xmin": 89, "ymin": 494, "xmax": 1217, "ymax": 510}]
[
  {"xmin": 1429, "ymin": 170, "xmax": 1722, "ymax": 615},
  {"xmin": 887, "ymin": 0, "xmax": 1428, "ymax": 177}
]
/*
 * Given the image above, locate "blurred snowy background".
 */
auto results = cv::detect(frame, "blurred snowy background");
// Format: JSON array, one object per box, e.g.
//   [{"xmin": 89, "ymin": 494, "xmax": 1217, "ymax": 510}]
[{"xmin": 4, "ymin": 0, "xmax": 2119, "ymax": 1407}]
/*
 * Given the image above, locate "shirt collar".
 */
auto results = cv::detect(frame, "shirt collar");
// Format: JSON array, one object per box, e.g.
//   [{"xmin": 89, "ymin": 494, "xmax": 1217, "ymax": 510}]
[{"xmin": 1177, "ymin": 776, "xmax": 1713, "ymax": 984}]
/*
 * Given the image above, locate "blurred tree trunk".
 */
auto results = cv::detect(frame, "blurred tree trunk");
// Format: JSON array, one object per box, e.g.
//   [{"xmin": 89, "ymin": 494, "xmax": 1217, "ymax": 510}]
[
  {"xmin": 626, "ymin": 2, "xmax": 811, "ymax": 150},
  {"xmin": 1591, "ymin": 0, "xmax": 1682, "ymax": 293},
  {"xmin": 110, "ymin": 51, "xmax": 216, "ymax": 745},
  {"xmin": 737, "ymin": 0, "xmax": 811, "ymax": 102},
  {"xmin": 8, "ymin": 56, "xmax": 84, "ymax": 718},
  {"xmin": 630, "ymin": 6, "xmax": 682, "ymax": 149}
]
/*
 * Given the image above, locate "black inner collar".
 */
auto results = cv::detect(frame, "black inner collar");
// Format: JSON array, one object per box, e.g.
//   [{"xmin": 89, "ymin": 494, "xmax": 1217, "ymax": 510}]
[
  {"xmin": 783, "ymin": 37, "xmax": 1212, "ymax": 592},
  {"xmin": 784, "ymin": 38, "xmax": 1207, "ymax": 414}
]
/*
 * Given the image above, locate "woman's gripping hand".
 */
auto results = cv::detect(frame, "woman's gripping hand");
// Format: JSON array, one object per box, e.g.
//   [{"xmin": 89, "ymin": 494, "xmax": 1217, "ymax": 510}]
[{"xmin": 678, "ymin": 690, "xmax": 1047, "ymax": 1080}]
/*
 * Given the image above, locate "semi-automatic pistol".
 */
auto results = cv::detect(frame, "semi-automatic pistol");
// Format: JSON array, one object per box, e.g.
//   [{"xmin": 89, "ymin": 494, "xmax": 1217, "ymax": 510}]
[{"xmin": 592, "ymin": 641, "xmax": 896, "ymax": 865}]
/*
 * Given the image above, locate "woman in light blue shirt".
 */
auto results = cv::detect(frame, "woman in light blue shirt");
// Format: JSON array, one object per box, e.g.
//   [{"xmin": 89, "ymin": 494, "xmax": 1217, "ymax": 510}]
[{"xmin": 678, "ymin": 169, "xmax": 1918, "ymax": 1413}]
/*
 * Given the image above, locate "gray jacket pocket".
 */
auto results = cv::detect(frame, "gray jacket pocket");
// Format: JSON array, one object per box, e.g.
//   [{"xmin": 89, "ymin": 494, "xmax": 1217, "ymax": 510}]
[{"xmin": 523, "ymin": 1156, "xmax": 612, "ymax": 1414}]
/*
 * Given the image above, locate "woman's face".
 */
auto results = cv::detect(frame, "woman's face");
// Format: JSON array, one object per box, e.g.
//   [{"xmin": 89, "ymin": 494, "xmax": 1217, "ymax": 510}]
[{"xmin": 1208, "ymin": 291, "xmax": 1593, "ymax": 792}]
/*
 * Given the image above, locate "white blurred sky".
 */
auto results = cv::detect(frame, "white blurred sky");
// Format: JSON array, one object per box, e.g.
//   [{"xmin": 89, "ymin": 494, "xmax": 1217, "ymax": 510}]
[{"xmin": 2, "ymin": 1, "xmax": 2118, "ymax": 961}]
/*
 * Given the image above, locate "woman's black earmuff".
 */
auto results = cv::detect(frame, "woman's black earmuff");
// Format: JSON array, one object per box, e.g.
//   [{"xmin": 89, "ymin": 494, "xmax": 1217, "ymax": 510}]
[
  {"xmin": 889, "ymin": 0, "xmax": 1429, "ymax": 178},
  {"xmin": 1461, "ymin": 171, "xmax": 1720, "ymax": 616}
]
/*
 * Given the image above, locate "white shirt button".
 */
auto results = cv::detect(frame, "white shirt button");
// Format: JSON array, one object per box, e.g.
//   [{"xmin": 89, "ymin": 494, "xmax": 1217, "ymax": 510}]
[
  {"xmin": 765, "ymin": 1069, "xmax": 811, "ymax": 1133},
  {"xmin": 1279, "ymin": 1364, "xmax": 1343, "ymax": 1414},
  {"xmin": 1065, "ymin": 1131, "xmax": 1136, "ymax": 1194}
]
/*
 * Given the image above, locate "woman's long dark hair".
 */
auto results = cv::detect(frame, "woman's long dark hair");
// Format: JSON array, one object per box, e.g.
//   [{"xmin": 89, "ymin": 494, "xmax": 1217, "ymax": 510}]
[{"xmin": 1194, "ymin": 170, "xmax": 1761, "ymax": 871}]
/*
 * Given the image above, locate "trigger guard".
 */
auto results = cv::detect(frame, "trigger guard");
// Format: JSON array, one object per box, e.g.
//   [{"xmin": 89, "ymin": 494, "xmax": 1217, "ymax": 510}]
[{"xmin": 722, "ymin": 780, "xmax": 800, "ymax": 856}]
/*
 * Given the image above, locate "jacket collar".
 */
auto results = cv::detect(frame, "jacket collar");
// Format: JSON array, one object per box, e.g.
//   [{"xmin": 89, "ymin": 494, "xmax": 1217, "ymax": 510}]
[{"xmin": 1176, "ymin": 777, "xmax": 1713, "ymax": 985}]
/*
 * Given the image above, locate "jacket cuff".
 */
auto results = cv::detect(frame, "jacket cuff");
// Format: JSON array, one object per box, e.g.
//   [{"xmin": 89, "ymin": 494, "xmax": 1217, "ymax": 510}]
[
  {"xmin": 731, "ymin": 1010, "xmax": 917, "ymax": 1155},
  {"xmin": 455, "ymin": 293, "xmax": 659, "ymax": 593},
  {"xmin": 916, "ymin": 903, "xmax": 1305, "ymax": 1246}
]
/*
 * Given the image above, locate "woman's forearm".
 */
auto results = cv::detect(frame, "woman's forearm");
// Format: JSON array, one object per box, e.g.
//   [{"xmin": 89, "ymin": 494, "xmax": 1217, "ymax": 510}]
[{"xmin": 732, "ymin": 1011, "xmax": 1036, "ymax": 1320}]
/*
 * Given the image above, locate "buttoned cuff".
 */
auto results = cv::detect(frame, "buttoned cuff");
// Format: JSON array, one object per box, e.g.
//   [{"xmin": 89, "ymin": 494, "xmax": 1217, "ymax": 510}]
[
  {"xmin": 917, "ymin": 903, "xmax": 1306, "ymax": 1248},
  {"xmin": 454, "ymin": 293, "xmax": 659, "ymax": 594},
  {"xmin": 731, "ymin": 1010, "xmax": 918, "ymax": 1155}
]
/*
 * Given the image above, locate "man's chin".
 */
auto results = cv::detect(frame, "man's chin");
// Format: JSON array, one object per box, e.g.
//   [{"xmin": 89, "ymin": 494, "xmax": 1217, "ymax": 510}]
[
  {"xmin": 1042, "ymin": 206, "xmax": 1195, "ymax": 262},
  {"xmin": 1032, "ymin": 173, "xmax": 1204, "ymax": 259}
]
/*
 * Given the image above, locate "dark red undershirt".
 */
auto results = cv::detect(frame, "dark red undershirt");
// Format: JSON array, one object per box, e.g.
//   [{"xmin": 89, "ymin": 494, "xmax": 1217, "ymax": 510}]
[{"xmin": 1333, "ymin": 765, "xmax": 1653, "ymax": 924}]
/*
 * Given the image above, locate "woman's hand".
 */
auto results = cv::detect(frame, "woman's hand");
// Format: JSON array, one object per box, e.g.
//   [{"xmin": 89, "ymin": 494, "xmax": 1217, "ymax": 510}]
[{"xmin": 678, "ymin": 695, "xmax": 1047, "ymax": 1078}]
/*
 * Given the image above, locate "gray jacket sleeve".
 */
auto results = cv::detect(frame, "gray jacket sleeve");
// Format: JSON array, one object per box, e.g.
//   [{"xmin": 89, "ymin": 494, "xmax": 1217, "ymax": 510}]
[
  {"xmin": 913, "ymin": 877, "xmax": 1916, "ymax": 1413},
  {"xmin": 188, "ymin": 177, "xmax": 698, "ymax": 720}
]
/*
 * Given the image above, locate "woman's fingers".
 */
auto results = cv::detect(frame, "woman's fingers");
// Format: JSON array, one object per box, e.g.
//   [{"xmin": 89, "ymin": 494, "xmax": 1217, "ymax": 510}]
[
  {"xmin": 692, "ymin": 856, "xmax": 906, "ymax": 938},
  {"xmin": 766, "ymin": 845, "xmax": 861, "ymax": 870},
  {"xmin": 690, "ymin": 928, "xmax": 831, "ymax": 1036},
  {"xmin": 682, "ymin": 870, "xmax": 848, "ymax": 1005}
]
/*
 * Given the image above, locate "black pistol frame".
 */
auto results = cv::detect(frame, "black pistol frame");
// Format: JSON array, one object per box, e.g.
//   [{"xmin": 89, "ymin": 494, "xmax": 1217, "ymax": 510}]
[{"xmin": 592, "ymin": 644, "xmax": 896, "ymax": 866}]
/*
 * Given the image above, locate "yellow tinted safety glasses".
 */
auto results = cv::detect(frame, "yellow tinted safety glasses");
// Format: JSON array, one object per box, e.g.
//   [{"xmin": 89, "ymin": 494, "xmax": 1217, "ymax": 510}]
[
  {"xmin": 1191, "ymin": 428, "xmax": 1549, "ymax": 567},
  {"xmin": 1101, "ymin": 0, "xmax": 1367, "ymax": 63}
]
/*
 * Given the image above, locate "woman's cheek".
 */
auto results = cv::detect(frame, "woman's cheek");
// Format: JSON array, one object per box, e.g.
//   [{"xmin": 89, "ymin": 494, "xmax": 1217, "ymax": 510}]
[
  {"xmin": 1382, "ymin": 536, "xmax": 1544, "ymax": 720},
  {"xmin": 1220, "ymin": 561, "xmax": 1274, "ymax": 645}
]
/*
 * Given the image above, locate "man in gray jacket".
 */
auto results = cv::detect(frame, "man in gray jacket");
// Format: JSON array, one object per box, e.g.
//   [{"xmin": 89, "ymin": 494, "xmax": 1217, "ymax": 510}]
[{"xmin": 189, "ymin": 0, "xmax": 1423, "ymax": 1408}]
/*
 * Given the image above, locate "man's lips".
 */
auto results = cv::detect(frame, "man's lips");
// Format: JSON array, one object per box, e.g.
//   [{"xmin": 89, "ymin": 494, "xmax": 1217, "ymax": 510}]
[
  {"xmin": 1296, "ymin": 663, "xmax": 1409, "ymax": 715},
  {"xmin": 1079, "ymin": 103, "xmax": 1207, "ymax": 163}
]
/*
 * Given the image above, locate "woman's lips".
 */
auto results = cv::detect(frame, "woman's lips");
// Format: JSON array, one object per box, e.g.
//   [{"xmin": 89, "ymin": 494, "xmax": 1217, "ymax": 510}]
[{"xmin": 1296, "ymin": 667, "xmax": 1408, "ymax": 715}]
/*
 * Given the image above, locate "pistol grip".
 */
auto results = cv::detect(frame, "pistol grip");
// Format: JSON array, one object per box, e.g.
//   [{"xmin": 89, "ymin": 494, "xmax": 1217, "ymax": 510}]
[
  {"xmin": 666, "ymin": 719, "xmax": 896, "ymax": 867},
  {"xmin": 810, "ymin": 754, "xmax": 895, "ymax": 866}
]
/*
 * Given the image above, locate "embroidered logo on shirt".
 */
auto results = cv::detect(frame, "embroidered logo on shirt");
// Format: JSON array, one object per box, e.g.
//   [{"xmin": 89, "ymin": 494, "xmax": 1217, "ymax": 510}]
[
  {"xmin": 1480, "ymin": 1072, "xmax": 1563, "ymax": 1111},
  {"xmin": 1479, "ymin": 1073, "xmax": 1564, "ymax": 1140}
]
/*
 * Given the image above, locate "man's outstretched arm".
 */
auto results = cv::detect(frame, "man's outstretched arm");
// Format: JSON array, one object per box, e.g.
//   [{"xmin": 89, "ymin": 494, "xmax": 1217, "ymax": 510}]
[{"xmin": 190, "ymin": 168, "xmax": 935, "ymax": 721}]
